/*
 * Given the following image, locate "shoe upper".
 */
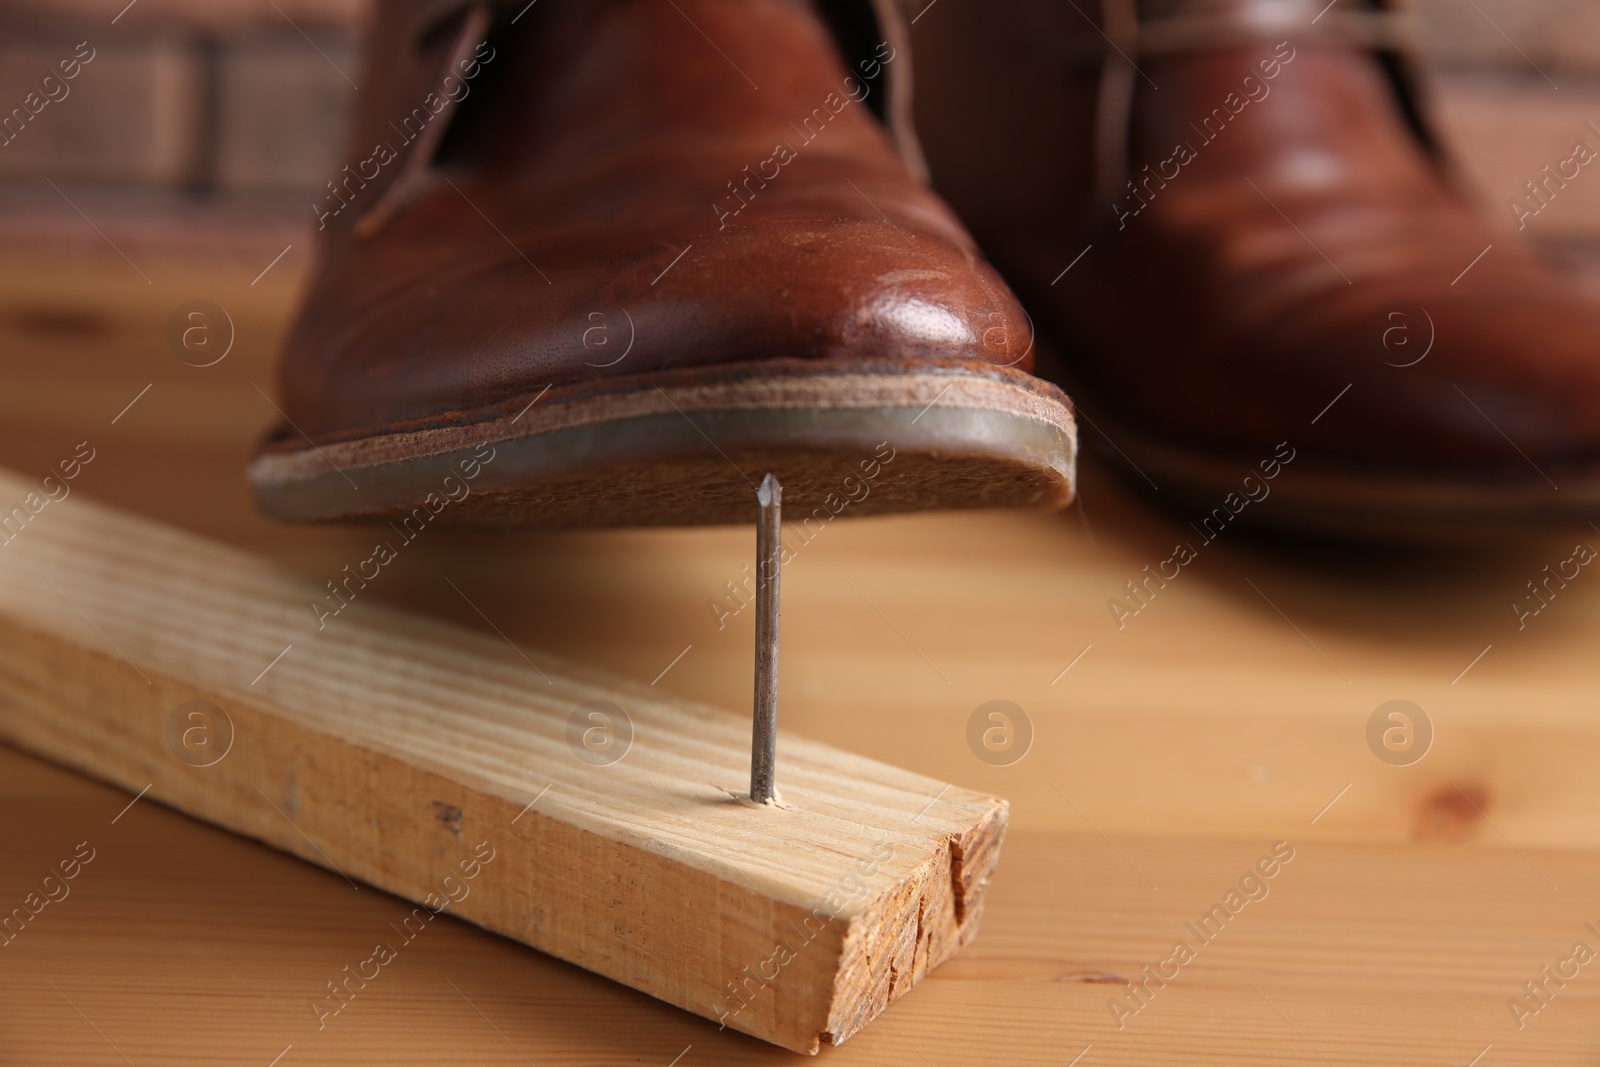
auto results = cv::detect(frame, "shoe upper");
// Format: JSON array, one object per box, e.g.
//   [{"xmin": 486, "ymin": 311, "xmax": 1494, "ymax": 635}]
[
  {"xmin": 273, "ymin": 0, "xmax": 1035, "ymax": 445},
  {"xmin": 910, "ymin": 0, "xmax": 1600, "ymax": 486}
]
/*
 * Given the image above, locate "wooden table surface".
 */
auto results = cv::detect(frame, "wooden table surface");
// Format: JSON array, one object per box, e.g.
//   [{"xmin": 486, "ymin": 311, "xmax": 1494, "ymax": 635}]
[{"xmin": 3, "ymin": 246, "xmax": 1600, "ymax": 1066}]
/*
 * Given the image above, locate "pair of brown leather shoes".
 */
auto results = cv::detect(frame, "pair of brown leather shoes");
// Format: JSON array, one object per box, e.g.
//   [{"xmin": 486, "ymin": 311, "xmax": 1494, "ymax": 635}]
[{"xmin": 252, "ymin": 0, "xmax": 1600, "ymax": 538}]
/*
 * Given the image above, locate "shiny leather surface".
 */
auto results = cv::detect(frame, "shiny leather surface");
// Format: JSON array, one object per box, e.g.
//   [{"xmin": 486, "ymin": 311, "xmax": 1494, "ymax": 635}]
[
  {"xmin": 910, "ymin": 0, "xmax": 1600, "ymax": 483},
  {"xmin": 277, "ymin": 0, "xmax": 1033, "ymax": 444}
]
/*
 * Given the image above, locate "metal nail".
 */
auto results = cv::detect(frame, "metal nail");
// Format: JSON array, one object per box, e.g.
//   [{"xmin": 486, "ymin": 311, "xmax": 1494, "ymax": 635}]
[{"xmin": 750, "ymin": 473, "xmax": 780, "ymax": 804}]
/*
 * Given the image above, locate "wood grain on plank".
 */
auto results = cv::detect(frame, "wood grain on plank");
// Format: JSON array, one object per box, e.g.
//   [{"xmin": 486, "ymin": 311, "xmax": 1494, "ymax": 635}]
[{"xmin": 0, "ymin": 468, "xmax": 1006, "ymax": 1054}]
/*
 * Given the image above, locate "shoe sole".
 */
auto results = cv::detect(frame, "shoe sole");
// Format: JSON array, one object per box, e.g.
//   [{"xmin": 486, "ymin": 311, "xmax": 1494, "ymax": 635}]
[
  {"xmin": 1086, "ymin": 415, "xmax": 1594, "ymax": 543},
  {"xmin": 249, "ymin": 360, "xmax": 1077, "ymax": 528}
]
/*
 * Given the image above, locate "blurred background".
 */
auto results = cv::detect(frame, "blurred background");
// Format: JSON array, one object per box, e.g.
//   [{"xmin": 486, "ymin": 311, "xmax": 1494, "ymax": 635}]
[{"xmin": 2, "ymin": 0, "xmax": 1599, "ymax": 274}]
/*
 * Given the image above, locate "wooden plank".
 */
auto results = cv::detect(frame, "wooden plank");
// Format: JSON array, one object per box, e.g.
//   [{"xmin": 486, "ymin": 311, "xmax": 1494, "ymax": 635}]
[{"xmin": 0, "ymin": 468, "xmax": 1006, "ymax": 1054}]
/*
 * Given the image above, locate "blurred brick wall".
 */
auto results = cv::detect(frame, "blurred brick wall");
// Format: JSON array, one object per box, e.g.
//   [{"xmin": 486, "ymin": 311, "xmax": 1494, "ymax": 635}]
[
  {"xmin": 1415, "ymin": 0, "xmax": 1600, "ymax": 245},
  {"xmin": 0, "ymin": 0, "xmax": 363, "ymax": 194},
  {"xmin": 0, "ymin": 0, "xmax": 1597, "ymax": 242}
]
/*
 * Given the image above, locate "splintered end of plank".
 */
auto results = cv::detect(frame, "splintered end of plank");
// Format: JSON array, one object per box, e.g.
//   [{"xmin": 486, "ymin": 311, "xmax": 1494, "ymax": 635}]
[{"xmin": 0, "ymin": 469, "xmax": 1007, "ymax": 1053}]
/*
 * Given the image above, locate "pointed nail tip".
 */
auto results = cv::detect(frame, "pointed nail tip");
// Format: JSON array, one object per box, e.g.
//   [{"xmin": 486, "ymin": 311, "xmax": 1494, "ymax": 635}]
[{"xmin": 757, "ymin": 471, "xmax": 780, "ymax": 506}]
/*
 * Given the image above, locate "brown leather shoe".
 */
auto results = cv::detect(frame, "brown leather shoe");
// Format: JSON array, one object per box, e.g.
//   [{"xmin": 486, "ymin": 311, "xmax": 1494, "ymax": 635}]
[
  {"xmin": 910, "ymin": 0, "xmax": 1600, "ymax": 537},
  {"xmin": 249, "ymin": 0, "xmax": 1076, "ymax": 529}
]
